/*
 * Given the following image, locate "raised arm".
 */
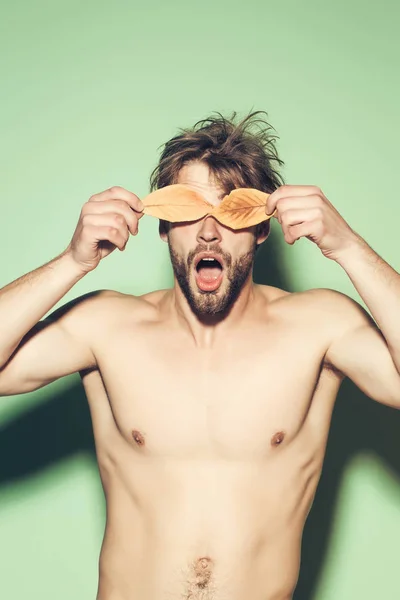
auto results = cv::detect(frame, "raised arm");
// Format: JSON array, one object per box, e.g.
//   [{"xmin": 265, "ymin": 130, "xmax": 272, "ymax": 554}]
[
  {"xmin": 0, "ymin": 185, "xmax": 144, "ymax": 397},
  {"xmin": 319, "ymin": 288, "xmax": 400, "ymax": 409},
  {"xmin": 0, "ymin": 252, "xmax": 87, "ymax": 367},
  {"xmin": 0, "ymin": 288, "xmax": 113, "ymax": 397},
  {"xmin": 0, "ymin": 248, "xmax": 101, "ymax": 397}
]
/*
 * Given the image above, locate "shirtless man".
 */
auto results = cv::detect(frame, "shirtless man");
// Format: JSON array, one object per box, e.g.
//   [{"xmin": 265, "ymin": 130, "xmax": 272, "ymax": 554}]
[{"xmin": 1, "ymin": 112, "xmax": 400, "ymax": 600}]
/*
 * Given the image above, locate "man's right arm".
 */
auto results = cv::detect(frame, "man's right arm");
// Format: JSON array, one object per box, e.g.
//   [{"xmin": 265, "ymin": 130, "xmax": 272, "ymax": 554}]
[
  {"xmin": 0, "ymin": 252, "xmax": 102, "ymax": 397},
  {"xmin": 0, "ymin": 185, "xmax": 144, "ymax": 397}
]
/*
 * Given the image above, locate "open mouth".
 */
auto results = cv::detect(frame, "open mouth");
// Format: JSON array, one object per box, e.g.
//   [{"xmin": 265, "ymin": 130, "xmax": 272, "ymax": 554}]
[{"xmin": 194, "ymin": 256, "xmax": 224, "ymax": 292}]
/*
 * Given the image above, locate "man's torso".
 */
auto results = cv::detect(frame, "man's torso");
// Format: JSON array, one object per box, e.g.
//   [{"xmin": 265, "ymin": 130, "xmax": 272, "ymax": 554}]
[{"xmin": 80, "ymin": 284, "xmax": 344, "ymax": 600}]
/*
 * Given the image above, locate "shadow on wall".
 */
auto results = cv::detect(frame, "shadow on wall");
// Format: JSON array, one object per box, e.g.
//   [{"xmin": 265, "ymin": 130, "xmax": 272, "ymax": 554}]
[{"xmin": 0, "ymin": 224, "xmax": 400, "ymax": 600}]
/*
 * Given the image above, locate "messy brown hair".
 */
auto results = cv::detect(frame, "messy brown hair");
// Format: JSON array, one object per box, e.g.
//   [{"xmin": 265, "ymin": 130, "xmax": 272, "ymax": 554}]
[{"xmin": 149, "ymin": 109, "xmax": 285, "ymax": 238}]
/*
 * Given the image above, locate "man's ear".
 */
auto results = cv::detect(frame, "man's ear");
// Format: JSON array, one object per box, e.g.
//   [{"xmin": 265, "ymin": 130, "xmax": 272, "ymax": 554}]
[
  {"xmin": 159, "ymin": 219, "xmax": 170, "ymax": 242},
  {"xmin": 255, "ymin": 220, "xmax": 271, "ymax": 245}
]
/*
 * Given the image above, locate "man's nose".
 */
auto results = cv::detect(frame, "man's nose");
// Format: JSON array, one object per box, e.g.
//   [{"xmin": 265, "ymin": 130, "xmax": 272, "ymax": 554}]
[{"xmin": 196, "ymin": 215, "xmax": 222, "ymax": 245}]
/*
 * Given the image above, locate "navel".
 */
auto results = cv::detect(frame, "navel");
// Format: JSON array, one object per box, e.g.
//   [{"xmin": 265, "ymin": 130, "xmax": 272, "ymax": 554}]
[
  {"xmin": 271, "ymin": 431, "xmax": 285, "ymax": 447},
  {"xmin": 131, "ymin": 429, "xmax": 145, "ymax": 446},
  {"xmin": 193, "ymin": 556, "xmax": 213, "ymax": 588}
]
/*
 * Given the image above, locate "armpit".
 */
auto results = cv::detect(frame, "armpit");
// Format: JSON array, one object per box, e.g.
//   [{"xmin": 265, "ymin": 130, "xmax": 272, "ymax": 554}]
[{"xmin": 322, "ymin": 356, "xmax": 345, "ymax": 379}]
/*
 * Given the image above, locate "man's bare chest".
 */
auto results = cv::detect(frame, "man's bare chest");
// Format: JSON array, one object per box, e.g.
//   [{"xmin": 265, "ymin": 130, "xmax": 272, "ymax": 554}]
[{"xmin": 83, "ymin": 318, "xmax": 339, "ymax": 461}]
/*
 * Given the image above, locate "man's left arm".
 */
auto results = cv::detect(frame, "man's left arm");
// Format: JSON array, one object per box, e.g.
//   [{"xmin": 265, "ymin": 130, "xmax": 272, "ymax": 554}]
[
  {"xmin": 266, "ymin": 184, "xmax": 400, "ymax": 409},
  {"xmin": 314, "ymin": 286, "xmax": 400, "ymax": 408}
]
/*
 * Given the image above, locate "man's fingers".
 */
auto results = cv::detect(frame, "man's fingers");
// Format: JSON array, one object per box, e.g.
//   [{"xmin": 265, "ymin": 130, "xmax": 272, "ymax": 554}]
[
  {"xmin": 89, "ymin": 186, "xmax": 144, "ymax": 213},
  {"xmin": 83, "ymin": 199, "xmax": 139, "ymax": 235}
]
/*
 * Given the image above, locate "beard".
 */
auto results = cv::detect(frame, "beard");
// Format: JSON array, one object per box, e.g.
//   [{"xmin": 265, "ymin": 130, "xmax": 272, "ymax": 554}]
[{"xmin": 167, "ymin": 237, "xmax": 257, "ymax": 319}]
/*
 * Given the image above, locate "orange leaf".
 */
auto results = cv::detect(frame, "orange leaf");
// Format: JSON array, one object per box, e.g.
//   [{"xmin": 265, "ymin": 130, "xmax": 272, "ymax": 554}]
[
  {"xmin": 141, "ymin": 184, "xmax": 276, "ymax": 230},
  {"xmin": 142, "ymin": 184, "xmax": 213, "ymax": 222},
  {"xmin": 212, "ymin": 188, "xmax": 274, "ymax": 229}
]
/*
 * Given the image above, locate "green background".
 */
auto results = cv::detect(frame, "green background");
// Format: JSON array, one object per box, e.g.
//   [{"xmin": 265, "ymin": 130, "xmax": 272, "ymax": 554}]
[{"xmin": 0, "ymin": 0, "xmax": 399, "ymax": 598}]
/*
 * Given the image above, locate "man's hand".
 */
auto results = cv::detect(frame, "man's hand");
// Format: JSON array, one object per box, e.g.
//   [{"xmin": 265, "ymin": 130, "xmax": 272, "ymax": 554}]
[
  {"xmin": 265, "ymin": 184, "xmax": 360, "ymax": 262},
  {"xmin": 65, "ymin": 186, "xmax": 144, "ymax": 274}
]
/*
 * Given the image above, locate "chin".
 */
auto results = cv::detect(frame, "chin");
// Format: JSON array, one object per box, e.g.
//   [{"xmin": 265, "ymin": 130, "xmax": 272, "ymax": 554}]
[{"xmin": 187, "ymin": 278, "xmax": 235, "ymax": 316}]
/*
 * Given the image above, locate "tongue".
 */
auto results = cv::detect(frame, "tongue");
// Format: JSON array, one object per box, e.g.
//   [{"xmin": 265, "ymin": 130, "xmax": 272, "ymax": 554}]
[
  {"xmin": 195, "ymin": 265, "xmax": 223, "ymax": 291},
  {"xmin": 197, "ymin": 266, "xmax": 221, "ymax": 281}
]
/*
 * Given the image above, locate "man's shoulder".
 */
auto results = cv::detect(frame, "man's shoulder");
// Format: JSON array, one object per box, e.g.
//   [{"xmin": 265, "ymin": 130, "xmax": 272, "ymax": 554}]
[
  {"xmin": 256, "ymin": 284, "xmax": 348, "ymax": 310},
  {"xmin": 261, "ymin": 285, "xmax": 370, "ymax": 329},
  {"xmin": 255, "ymin": 283, "xmax": 291, "ymax": 304},
  {"xmin": 287, "ymin": 287, "xmax": 376, "ymax": 339},
  {"xmin": 276, "ymin": 286, "xmax": 356, "ymax": 307},
  {"xmin": 298, "ymin": 287, "xmax": 365, "ymax": 314},
  {"xmin": 60, "ymin": 288, "xmax": 160, "ymax": 332},
  {"xmin": 85, "ymin": 288, "xmax": 162, "ymax": 318}
]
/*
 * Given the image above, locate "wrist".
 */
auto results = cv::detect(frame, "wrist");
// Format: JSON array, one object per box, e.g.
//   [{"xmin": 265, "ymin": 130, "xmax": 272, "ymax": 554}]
[
  {"xmin": 59, "ymin": 247, "xmax": 92, "ymax": 279},
  {"xmin": 333, "ymin": 233, "xmax": 370, "ymax": 267}
]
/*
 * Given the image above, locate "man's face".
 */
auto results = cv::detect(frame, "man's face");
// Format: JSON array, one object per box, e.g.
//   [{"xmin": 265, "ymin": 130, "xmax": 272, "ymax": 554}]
[{"xmin": 160, "ymin": 161, "xmax": 268, "ymax": 318}]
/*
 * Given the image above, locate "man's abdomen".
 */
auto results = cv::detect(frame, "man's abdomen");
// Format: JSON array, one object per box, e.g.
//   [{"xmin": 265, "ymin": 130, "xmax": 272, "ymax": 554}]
[{"xmin": 95, "ymin": 456, "xmax": 319, "ymax": 600}]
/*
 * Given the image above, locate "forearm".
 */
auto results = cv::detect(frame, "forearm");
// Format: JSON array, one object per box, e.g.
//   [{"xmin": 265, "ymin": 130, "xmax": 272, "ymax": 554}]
[
  {"xmin": 0, "ymin": 250, "xmax": 86, "ymax": 365},
  {"xmin": 335, "ymin": 234, "xmax": 400, "ymax": 369}
]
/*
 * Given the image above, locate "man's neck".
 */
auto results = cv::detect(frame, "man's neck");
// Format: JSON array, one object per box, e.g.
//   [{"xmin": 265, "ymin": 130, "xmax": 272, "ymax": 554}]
[{"xmin": 167, "ymin": 280, "xmax": 258, "ymax": 348}]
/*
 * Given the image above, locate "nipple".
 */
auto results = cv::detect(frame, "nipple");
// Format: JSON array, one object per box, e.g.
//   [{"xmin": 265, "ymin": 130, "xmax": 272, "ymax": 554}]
[
  {"xmin": 271, "ymin": 431, "xmax": 285, "ymax": 447},
  {"xmin": 131, "ymin": 429, "xmax": 145, "ymax": 446}
]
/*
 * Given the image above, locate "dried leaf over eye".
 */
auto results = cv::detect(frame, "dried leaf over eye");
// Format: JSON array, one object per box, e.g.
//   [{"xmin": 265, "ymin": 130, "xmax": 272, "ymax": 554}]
[
  {"xmin": 141, "ymin": 184, "xmax": 276, "ymax": 230},
  {"xmin": 212, "ymin": 188, "xmax": 275, "ymax": 229},
  {"xmin": 142, "ymin": 184, "xmax": 213, "ymax": 222}
]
